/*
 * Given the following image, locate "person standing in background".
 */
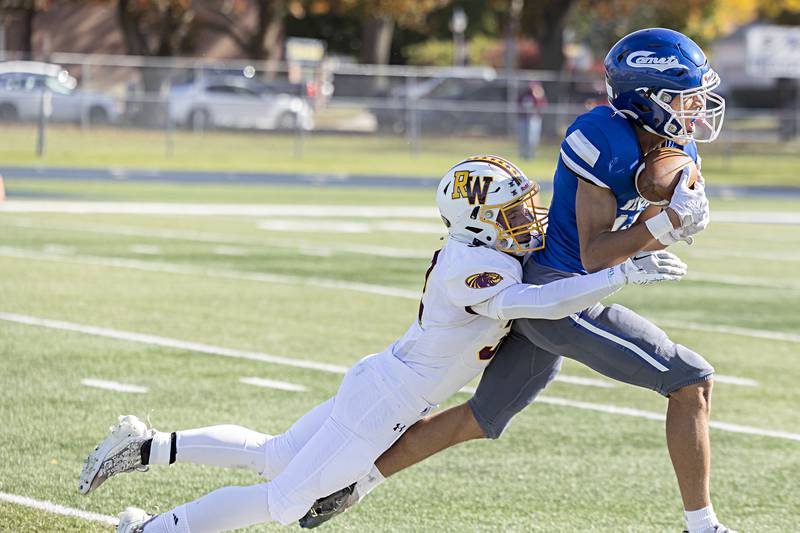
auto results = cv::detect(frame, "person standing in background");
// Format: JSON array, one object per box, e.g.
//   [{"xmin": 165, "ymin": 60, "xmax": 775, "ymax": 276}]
[{"xmin": 518, "ymin": 81, "xmax": 547, "ymax": 160}]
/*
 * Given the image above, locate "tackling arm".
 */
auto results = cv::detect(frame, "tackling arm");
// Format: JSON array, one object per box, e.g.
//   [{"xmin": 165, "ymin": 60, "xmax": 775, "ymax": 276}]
[
  {"xmin": 471, "ymin": 265, "xmax": 624, "ymax": 321},
  {"xmin": 471, "ymin": 251, "xmax": 687, "ymax": 321}
]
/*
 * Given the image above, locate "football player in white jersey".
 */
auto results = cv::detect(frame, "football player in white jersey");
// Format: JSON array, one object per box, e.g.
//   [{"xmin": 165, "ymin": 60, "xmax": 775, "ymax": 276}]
[{"xmin": 78, "ymin": 155, "xmax": 687, "ymax": 533}]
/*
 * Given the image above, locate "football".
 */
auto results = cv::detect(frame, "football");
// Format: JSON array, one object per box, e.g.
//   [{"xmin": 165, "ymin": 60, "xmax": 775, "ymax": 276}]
[{"xmin": 635, "ymin": 147, "xmax": 699, "ymax": 206}]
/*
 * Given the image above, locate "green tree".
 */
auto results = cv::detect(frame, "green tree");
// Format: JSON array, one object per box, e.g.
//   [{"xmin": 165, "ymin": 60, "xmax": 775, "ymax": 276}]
[{"xmin": 289, "ymin": 0, "xmax": 450, "ymax": 64}]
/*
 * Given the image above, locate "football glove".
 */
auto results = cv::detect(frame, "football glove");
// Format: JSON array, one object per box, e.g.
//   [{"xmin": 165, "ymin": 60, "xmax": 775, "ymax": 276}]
[
  {"xmin": 613, "ymin": 251, "xmax": 687, "ymax": 285},
  {"xmin": 668, "ymin": 167, "xmax": 709, "ymax": 229}
]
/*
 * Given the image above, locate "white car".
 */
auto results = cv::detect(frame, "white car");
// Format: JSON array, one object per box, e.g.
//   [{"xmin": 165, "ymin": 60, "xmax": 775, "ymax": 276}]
[
  {"xmin": 168, "ymin": 77, "xmax": 314, "ymax": 131},
  {"xmin": 0, "ymin": 61, "xmax": 118, "ymax": 124}
]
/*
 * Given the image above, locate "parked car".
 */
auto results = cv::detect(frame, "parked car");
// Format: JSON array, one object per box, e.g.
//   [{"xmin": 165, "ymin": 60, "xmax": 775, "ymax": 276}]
[
  {"xmin": 167, "ymin": 77, "xmax": 314, "ymax": 131},
  {"xmin": 0, "ymin": 61, "xmax": 118, "ymax": 124},
  {"xmin": 369, "ymin": 68, "xmax": 519, "ymax": 134},
  {"xmin": 370, "ymin": 67, "xmax": 522, "ymax": 134}
]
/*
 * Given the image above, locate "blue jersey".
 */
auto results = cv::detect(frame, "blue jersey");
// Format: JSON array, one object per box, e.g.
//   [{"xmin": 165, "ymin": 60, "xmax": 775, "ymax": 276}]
[{"xmin": 535, "ymin": 105, "xmax": 699, "ymax": 274}]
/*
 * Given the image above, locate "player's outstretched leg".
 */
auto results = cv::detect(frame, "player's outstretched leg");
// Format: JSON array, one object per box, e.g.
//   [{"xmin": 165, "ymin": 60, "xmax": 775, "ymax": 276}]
[
  {"xmin": 79, "ymin": 415, "xmax": 153, "ymax": 494},
  {"xmin": 79, "ymin": 416, "xmax": 276, "ymax": 494}
]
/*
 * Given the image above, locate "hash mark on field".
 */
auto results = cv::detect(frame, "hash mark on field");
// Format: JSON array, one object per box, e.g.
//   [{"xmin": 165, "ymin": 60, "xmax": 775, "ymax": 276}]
[
  {"xmin": 2, "ymin": 312, "xmax": 796, "ymax": 443},
  {"xmin": 81, "ymin": 378, "xmax": 148, "ymax": 394},
  {"xmin": 42, "ymin": 244, "xmax": 75, "ymax": 255},
  {"xmin": 240, "ymin": 377, "xmax": 308, "ymax": 392},
  {"xmin": 212, "ymin": 246, "xmax": 249, "ymax": 256},
  {"xmin": 0, "ymin": 491, "xmax": 118, "ymax": 525},
  {"xmin": 129, "ymin": 244, "xmax": 161, "ymax": 255}
]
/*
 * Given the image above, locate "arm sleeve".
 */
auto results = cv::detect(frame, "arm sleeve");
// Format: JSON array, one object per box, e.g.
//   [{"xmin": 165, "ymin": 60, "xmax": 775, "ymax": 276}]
[{"xmin": 469, "ymin": 267, "xmax": 623, "ymax": 321}]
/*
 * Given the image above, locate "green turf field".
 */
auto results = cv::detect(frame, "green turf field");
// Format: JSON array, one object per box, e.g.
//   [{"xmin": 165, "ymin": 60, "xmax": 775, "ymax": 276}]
[
  {"xmin": 1, "ymin": 179, "xmax": 799, "ymax": 531},
  {"xmin": 2, "ymin": 123, "xmax": 800, "ymax": 186}
]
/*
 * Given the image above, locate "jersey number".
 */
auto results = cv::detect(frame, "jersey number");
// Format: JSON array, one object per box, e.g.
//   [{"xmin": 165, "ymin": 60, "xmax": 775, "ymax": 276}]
[
  {"xmin": 477, "ymin": 321, "xmax": 511, "ymax": 361},
  {"xmin": 417, "ymin": 250, "xmax": 441, "ymax": 326}
]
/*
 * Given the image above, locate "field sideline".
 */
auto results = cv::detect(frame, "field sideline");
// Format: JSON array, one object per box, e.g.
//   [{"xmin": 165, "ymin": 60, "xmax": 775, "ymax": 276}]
[
  {"xmin": 2, "ymin": 124, "xmax": 800, "ymax": 186},
  {"xmin": 1, "ymin": 179, "xmax": 799, "ymax": 531}
]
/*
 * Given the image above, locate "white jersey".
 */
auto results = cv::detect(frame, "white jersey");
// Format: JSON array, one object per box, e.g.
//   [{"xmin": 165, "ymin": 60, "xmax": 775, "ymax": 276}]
[{"xmin": 387, "ymin": 240, "xmax": 523, "ymax": 405}]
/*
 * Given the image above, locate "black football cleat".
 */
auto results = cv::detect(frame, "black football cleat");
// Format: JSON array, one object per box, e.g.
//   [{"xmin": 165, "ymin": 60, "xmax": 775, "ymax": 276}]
[{"xmin": 298, "ymin": 483, "xmax": 357, "ymax": 529}]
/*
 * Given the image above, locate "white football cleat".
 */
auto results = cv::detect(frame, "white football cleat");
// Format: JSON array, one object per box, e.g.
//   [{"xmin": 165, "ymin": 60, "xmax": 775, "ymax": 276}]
[
  {"xmin": 78, "ymin": 415, "xmax": 152, "ymax": 495},
  {"xmin": 117, "ymin": 507, "xmax": 153, "ymax": 533}
]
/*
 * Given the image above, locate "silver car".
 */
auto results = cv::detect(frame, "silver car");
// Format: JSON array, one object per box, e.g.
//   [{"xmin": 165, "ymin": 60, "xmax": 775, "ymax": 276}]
[
  {"xmin": 168, "ymin": 77, "xmax": 314, "ymax": 131},
  {"xmin": 0, "ymin": 61, "xmax": 118, "ymax": 124}
]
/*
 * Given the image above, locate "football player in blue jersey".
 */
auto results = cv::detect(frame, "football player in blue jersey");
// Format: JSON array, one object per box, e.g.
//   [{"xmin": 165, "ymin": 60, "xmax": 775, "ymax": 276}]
[{"xmin": 299, "ymin": 28, "xmax": 735, "ymax": 533}]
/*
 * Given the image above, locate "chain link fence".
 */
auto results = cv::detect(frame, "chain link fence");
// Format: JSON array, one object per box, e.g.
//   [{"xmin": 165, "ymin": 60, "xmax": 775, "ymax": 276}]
[{"xmin": 0, "ymin": 52, "xmax": 798, "ymax": 162}]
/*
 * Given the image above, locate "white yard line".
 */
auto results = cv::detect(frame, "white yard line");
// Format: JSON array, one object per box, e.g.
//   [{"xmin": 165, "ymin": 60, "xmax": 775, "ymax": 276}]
[
  {"xmin": 2, "ymin": 246, "xmax": 798, "ymax": 347},
  {"xmin": 0, "ymin": 312, "xmax": 350, "ymax": 375},
  {"xmin": 686, "ymin": 248, "xmax": 800, "ymax": 263},
  {"xmin": 532, "ymin": 397, "xmax": 800, "ymax": 442},
  {"xmin": 2, "ymin": 312, "xmax": 794, "ymax": 443},
  {"xmin": 3, "ymin": 202, "xmax": 799, "ymax": 226},
  {"xmin": 713, "ymin": 212, "xmax": 800, "ymax": 225},
  {"xmin": 553, "ymin": 375, "xmax": 615, "ymax": 388},
  {"xmin": 239, "ymin": 377, "xmax": 308, "ymax": 392},
  {"xmin": 5, "ymin": 220, "xmax": 432, "ymax": 259},
  {"xmin": 688, "ymin": 272, "xmax": 800, "ymax": 291},
  {"xmin": 81, "ymin": 378, "xmax": 148, "ymax": 394},
  {"xmin": 0, "ymin": 247, "xmax": 421, "ymax": 300},
  {"xmin": 0, "ymin": 491, "xmax": 118, "ymax": 525},
  {"xmin": 657, "ymin": 319, "xmax": 800, "ymax": 344},
  {"xmin": 0, "ymin": 201, "xmax": 440, "ymax": 218},
  {"xmin": 257, "ymin": 220, "xmax": 443, "ymax": 235},
  {"xmin": 712, "ymin": 375, "xmax": 758, "ymax": 387}
]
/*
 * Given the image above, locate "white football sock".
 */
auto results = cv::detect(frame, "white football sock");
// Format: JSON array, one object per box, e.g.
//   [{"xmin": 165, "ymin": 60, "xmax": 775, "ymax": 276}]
[
  {"xmin": 354, "ymin": 464, "xmax": 386, "ymax": 501},
  {"xmin": 141, "ymin": 505, "xmax": 186, "ymax": 533},
  {"xmin": 148, "ymin": 431, "xmax": 173, "ymax": 466},
  {"xmin": 144, "ymin": 484, "xmax": 272, "ymax": 533},
  {"xmin": 685, "ymin": 504, "xmax": 719, "ymax": 533},
  {"xmin": 176, "ymin": 425, "xmax": 268, "ymax": 474}
]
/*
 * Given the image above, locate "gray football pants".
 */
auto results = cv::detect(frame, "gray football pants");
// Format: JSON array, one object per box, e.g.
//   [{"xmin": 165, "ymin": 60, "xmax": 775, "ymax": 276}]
[{"xmin": 468, "ymin": 259, "xmax": 715, "ymax": 439}]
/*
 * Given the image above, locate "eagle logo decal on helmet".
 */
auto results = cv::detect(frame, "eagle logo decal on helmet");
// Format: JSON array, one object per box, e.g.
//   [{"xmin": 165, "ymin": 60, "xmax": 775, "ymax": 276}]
[{"xmin": 465, "ymin": 272, "xmax": 504, "ymax": 289}]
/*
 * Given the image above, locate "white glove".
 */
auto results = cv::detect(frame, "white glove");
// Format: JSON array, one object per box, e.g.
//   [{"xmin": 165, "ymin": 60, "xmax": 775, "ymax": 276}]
[
  {"xmin": 658, "ymin": 179, "xmax": 710, "ymax": 246},
  {"xmin": 610, "ymin": 251, "xmax": 687, "ymax": 286},
  {"xmin": 667, "ymin": 167, "xmax": 708, "ymax": 229}
]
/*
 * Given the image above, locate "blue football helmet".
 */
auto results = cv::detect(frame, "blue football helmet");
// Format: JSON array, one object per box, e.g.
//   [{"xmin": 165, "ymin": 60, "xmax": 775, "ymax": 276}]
[{"xmin": 604, "ymin": 28, "xmax": 725, "ymax": 143}]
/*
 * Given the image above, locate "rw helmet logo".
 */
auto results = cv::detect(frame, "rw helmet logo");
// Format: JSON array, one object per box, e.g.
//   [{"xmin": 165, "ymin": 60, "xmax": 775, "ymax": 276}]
[{"xmin": 626, "ymin": 51, "xmax": 690, "ymax": 72}]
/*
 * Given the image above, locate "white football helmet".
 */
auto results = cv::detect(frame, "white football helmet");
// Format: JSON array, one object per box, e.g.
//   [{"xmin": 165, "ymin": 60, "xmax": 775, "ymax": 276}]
[{"xmin": 436, "ymin": 155, "xmax": 547, "ymax": 254}]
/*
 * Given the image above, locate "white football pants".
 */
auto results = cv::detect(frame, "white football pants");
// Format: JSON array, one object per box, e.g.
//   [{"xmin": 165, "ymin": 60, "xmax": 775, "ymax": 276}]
[{"xmin": 145, "ymin": 353, "xmax": 430, "ymax": 532}]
